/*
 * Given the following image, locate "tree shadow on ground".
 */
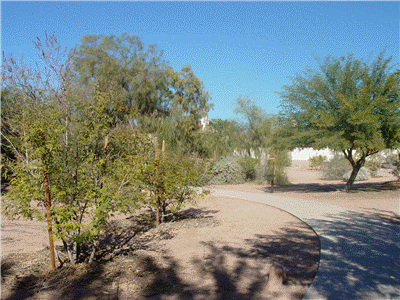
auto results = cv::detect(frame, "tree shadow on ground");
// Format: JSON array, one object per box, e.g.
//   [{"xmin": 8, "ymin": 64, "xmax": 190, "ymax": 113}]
[
  {"xmin": 95, "ymin": 208, "xmax": 220, "ymax": 262},
  {"xmin": 1, "ymin": 258, "xmax": 15, "ymax": 283},
  {"xmin": 304, "ymin": 209, "xmax": 400, "ymax": 299},
  {"xmin": 142, "ymin": 221, "xmax": 320, "ymax": 300},
  {"xmin": 262, "ymin": 181, "xmax": 399, "ymax": 194},
  {"xmin": 1, "ymin": 207, "xmax": 219, "ymax": 300},
  {"xmin": 3, "ymin": 262, "xmax": 117, "ymax": 300}
]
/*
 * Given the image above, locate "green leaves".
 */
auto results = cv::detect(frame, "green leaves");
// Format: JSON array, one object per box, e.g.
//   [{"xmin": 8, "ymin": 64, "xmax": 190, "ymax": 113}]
[{"xmin": 278, "ymin": 52, "xmax": 400, "ymax": 190}]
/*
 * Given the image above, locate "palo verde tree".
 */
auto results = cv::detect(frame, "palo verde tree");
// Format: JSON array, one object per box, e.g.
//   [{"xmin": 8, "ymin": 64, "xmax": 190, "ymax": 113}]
[{"xmin": 278, "ymin": 52, "xmax": 400, "ymax": 192}]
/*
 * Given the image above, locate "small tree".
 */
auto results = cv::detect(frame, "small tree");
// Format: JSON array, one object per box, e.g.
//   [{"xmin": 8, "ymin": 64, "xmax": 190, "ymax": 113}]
[
  {"xmin": 143, "ymin": 139, "xmax": 208, "ymax": 225},
  {"xmin": 233, "ymin": 95, "xmax": 274, "ymax": 157},
  {"xmin": 279, "ymin": 52, "xmax": 400, "ymax": 192},
  {"xmin": 1, "ymin": 33, "xmax": 152, "ymax": 266}
]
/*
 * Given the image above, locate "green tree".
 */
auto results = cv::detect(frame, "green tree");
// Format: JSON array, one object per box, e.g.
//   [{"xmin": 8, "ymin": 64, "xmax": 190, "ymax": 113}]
[
  {"xmin": 141, "ymin": 139, "xmax": 208, "ymax": 225},
  {"xmin": 233, "ymin": 96, "xmax": 274, "ymax": 157},
  {"xmin": 1, "ymin": 33, "xmax": 72, "ymax": 269},
  {"xmin": 164, "ymin": 64, "xmax": 213, "ymax": 155},
  {"xmin": 72, "ymin": 33, "xmax": 169, "ymax": 121},
  {"xmin": 72, "ymin": 34, "xmax": 213, "ymax": 155},
  {"xmin": 278, "ymin": 52, "xmax": 400, "ymax": 192},
  {"xmin": 203, "ymin": 119, "xmax": 243, "ymax": 158},
  {"xmin": 2, "ymin": 33, "xmax": 152, "ymax": 266}
]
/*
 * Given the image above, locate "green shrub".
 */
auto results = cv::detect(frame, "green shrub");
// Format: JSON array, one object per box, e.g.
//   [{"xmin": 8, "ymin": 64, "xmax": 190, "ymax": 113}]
[
  {"xmin": 381, "ymin": 152, "xmax": 398, "ymax": 169},
  {"xmin": 238, "ymin": 157, "xmax": 259, "ymax": 181},
  {"xmin": 209, "ymin": 156, "xmax": 246, "ymax": 185},
  {"xmin": 321, "ymin": 154, "xmax": 352, "ymax": 180},
  {"xmin": 255, "ymin": 163, "xmax": 269, "ymax": 184},
  {"xmin": 274, "ymin": 171, "xmax": 290, "ymax": 186},
  {"xmin": 255, "ymin": 163, "xmax": 290, "ymax": 186},
  {"xmin": 342, "ymin": 167, "xmax": 370, "ymax": 181},
  {"xmin": 309, "ymin": 155, "xmax": 327, "ymax": 169},
  {"xmin": 364, "ymin": 155, "xmax": 382, "ymax": 177}
]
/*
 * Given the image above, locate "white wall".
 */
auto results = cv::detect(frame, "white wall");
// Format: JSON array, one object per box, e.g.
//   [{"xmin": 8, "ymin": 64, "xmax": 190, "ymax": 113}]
[{"xmin": 290, "ymin": 148, "xmax": 335, "ymax": 161}]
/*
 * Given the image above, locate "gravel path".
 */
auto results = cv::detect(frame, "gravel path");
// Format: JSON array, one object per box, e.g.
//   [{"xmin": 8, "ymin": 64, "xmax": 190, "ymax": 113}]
[{"xmin": 212, "ymin": 188, "xmax": 400, "ymax": 300}]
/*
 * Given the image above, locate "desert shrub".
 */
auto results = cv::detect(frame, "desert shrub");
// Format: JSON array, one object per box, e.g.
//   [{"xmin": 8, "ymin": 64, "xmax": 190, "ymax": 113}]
[
  {"xmin": 255, "ymin": 160, "xmax": 291, "ymax": 186},
  {"xmin": 208, "ymin": 156, "xmax": 246, "ymax": 185},
  {"xmin": 364, "ymin": 155, "xmax": 382, "ymax": 177},
  {"xmin": 309, "ymin": 155, "xmax": 327, "ymax": 169},
  {"xmin": 238, "ymin": 157, "xmax": 259, "ymax": 181},
  {"xmin": 274, "ymin": 171, "xmax": 290, "ymax": 186},
  {"xmin": 342, "ymin": 167, "xmax": 370, "ymax": 181},
  {"xmin": 255, "ymin": 165, "xmax": 290, "ymax": 185},
  {"xmin": 391, "ymin": 168, "xmax": 400, "ymax": 181},
  {"xmin": 379, "ymin": 151, "xmax": 399, "ymax": 180},
  {"xmin": 321, "ymin": 154, "xmax": 352, "ymax": 180},
  {"xmin": 255, "ymin": 163, "xmax": 269, "ymax": 184},
  {"xmin": 381, "ymin": 152, "xmax": 398, "ymax": 169}
]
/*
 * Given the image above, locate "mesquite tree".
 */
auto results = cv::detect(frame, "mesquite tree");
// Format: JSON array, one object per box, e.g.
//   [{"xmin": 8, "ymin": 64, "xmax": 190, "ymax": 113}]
[{"xmin": 278, "ymin": 53, "xmax": 400, "ymax": 192}]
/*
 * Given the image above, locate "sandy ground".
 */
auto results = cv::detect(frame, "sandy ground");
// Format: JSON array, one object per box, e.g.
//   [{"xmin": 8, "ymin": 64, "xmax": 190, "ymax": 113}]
[{"xmin": 1, "ymin": 161, "xmax": 399, "ymax": 299}]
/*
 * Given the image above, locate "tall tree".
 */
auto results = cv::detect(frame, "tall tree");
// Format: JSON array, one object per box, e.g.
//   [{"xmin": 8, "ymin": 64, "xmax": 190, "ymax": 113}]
[
  {"xmin": 165, "ymin": 64, "xmax": 213, "ymax": 155},
  {"xmin": 72, "ymin": 33, "xmax": 169, "ymax": 121},
  {"xmin": 278, "ymin": 52, "xmax": 400, "ymax": 191},
  {"xmin": 72, "ymin": 34, "xmax": 213, "ymax": 154},
  {"xmin": 233, "ymin": 95, "xmax": 274, "ymax": 157}
]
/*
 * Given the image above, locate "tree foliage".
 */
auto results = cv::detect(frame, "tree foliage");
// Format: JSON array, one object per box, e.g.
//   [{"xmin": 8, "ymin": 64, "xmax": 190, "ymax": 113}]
[
  {"xmin": 233, "ymin": 95, "xmax": 275, "ymax": 156},
  {"xmin": 1, "ymin": 33, "xmax": 211, "ymax": 267},
  {"xmin": 278, "ymin": 52, "xmax": 400, "ymax": 191},
  {"xmin": 72, "ymin": 34, "xmax": 212, "ymax": 153}
]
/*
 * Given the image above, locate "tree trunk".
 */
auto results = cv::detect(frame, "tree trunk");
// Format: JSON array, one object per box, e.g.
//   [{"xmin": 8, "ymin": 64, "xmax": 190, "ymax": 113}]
[
  {"xmin": 72, "ymin": 241, "xmax": 80, "ymax": 264},
  {"xmin": 345, "ymin": 162, "xmax": 363, "ymax": 193},
  {"xmin": 88, "ymin": 239, "xmax": 99, "ymax": 264},
  {"xmin": 154, "ymin": 137, "xmax": 160, "ymax": 226},
  {"xmin": 43, "ymin": 161, "xmax": 56, "ymax": 271}
]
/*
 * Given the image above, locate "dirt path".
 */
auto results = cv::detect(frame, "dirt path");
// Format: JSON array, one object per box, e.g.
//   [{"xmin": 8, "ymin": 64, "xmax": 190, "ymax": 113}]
[{"xmin": 1, "ymin": 161, "xmax": 398, "ymax": 299}]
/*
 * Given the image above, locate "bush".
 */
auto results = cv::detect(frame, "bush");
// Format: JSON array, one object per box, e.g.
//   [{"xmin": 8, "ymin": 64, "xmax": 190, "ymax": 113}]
[
  {"xmin": 381, "ymin": 152, "xmax": 398, "ymax": 169},
  {"xmin": 364, "ymin": 155, "xmax": 382, "ymax": 177},
  {"xmin": 309, "ymin": 155, "xmax": 327, "ymax": 169},
  {"xmin": 321, "ymin": 154, "xmax": 352, "ymax": 180},
  {"xmin": 255, "ymin": 163, "xmax": 269, "ymax": 184},
  {"xmin": 254, "ymin": 163, "xmax": 290, "ymax": 186},
  {"xmin": 274, "ymin": 171, "xmax": 290, "ymax": 186},
  {"xmin": 391, "ymin": 168, "xmax": 400, "ymax": 181},
  {"xmin": 342, "ymin": 167, "xmax": 370, "ymax": 181},
  {"xmin": 238, "ymin": 157, "xmax": 259, "ymax": 181},
  {"xmin": 209, "ymin": 156, "xmax": 246, "ymax": 185}
]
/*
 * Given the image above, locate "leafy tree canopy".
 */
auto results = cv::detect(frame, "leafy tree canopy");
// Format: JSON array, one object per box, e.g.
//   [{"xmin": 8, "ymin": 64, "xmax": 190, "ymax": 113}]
[
  {"xmin": 72, "ymin": 34, "xmax": 212, "ymax": 131},
  {"xmin": 233, "ymin": 95, "xmax": 275, "ymax": 155},
  {"xmin": 278, "ymin": 52, "xmax": 400, "ymax": 191}
]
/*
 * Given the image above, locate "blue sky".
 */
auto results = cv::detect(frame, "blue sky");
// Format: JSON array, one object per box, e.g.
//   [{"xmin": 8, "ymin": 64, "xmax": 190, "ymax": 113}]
[{"xmin": 2, "ymin": 1, "xmax": 399, "ymax": 121}]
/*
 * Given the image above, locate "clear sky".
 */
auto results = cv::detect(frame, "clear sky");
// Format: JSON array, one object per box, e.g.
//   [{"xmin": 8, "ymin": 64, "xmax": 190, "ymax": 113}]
[{"xmin": 2, "ymin": 1, "xmax": 399, "ymax": 121}]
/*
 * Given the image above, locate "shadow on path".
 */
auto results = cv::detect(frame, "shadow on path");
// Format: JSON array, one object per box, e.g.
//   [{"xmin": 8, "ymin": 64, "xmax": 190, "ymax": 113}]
[
  {"xmin": 305, "ymin": 209, "xmax": 400, "ymax": 299},
  {"xmin": 262, "ymin": 181, "xmax": 399, "ymax": 194}
]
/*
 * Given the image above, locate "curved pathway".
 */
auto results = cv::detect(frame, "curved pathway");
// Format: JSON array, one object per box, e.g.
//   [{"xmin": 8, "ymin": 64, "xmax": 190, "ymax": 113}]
[{"xmin": 211, "ymin": 189, "xmax": 400, "ymax": 300}]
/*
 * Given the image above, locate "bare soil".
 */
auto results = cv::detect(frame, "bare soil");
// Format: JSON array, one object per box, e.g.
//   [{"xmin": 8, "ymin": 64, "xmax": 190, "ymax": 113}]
[{"xmin": 1, "ymin": 161, "xmax": 399, "ymax": 300}]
